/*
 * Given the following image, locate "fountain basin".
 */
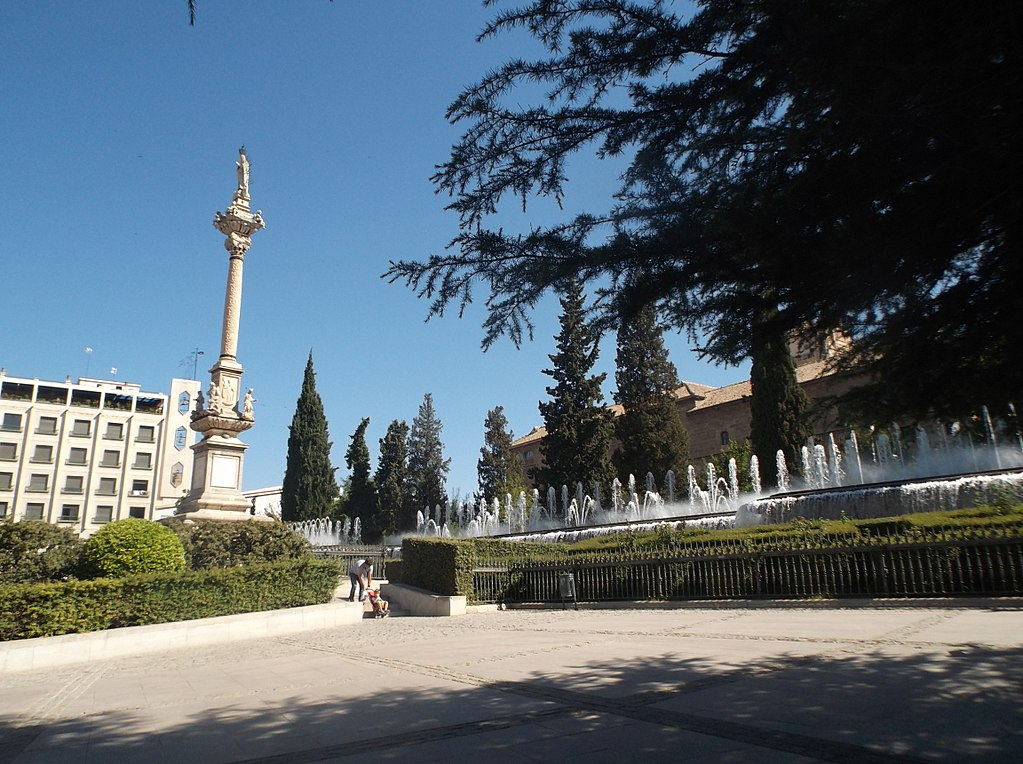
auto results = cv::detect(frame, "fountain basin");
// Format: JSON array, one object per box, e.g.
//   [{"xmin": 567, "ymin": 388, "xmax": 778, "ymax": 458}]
[{"xmin": 736, "ymin": 468, "xmax": 1023, "ymax": 526}]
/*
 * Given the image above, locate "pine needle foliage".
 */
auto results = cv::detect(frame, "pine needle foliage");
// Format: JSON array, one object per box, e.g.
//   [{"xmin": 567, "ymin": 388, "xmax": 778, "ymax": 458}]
[
  {"xmin": 477, "ymin": 405, "xmax": 526, "ymax": 502},
  {"xmin": 613, "ymin": 302, "xmax": 689, "ymax": 484},
  {"xmin": 407, "ymin": 393, "xmax": 451, "ymax": 523},
  {"xmin": 749, "ymin": 317, "xmax": 813, "ymax": 486},
  {"xmin": 534, "ymin": 280, "xmax": 615, "ymax": 494},
  {"xmin": 281, "ymin": 353, "xmax": 338, "ymax": 521},
  {"xmin": 344, "ymin": 417, "xmax": 379, "ymax": 541},
  {"xmin": 386, "ymin": 0, "xmax": 1023, "ymax": 425},
  {"xmin": 375, "ymin": 419, "xmax": 410, "ymax": 537}
]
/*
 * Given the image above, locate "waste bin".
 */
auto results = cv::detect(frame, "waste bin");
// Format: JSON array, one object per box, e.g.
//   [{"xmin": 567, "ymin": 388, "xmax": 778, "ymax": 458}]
[{"xmin": 559, "ymin": 572, "xmax": 577, "ymax": 610}]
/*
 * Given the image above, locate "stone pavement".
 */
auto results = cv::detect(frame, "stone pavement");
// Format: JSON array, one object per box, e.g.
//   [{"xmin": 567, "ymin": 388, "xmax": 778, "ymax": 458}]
[{"xmin": 2, "ymin": 601, "xmax": 1022, "ymax": 763}]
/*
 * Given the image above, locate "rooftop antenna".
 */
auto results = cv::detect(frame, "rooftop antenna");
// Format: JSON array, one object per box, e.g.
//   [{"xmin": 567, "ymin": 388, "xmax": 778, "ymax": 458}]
[
  {"xmin": 84, "ymin": 347, "xmax": 93, "ymax": 377},
  {"xmin": 179, "ymin": 347, "xmax": 205, "ymax": 380}
]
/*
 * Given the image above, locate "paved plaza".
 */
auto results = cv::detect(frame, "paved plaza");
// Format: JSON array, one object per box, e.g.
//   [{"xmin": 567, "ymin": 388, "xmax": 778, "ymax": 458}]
[{"xmin": 2, "ymin": 600, "xmax": 1022, "ymax": 762}]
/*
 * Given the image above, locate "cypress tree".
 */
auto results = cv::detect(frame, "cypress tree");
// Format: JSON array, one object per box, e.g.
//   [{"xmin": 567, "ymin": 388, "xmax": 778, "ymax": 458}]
[
  {"xmin": 280, "ymin": 352, "xmax": 338, "ymax": 521},
  {"xmin": 375, "ymin": 419, "xmax": 410, "ymax": 538},
  {"xmin": 613, "ymin": 302, "xmax": 689, "ymax": 485},
  {"xmin": 344, "ymin": 417, "xmax": 378, "ymax": 540},
  {"xmin": 407, "ymin": 393, "xmax": 450, "ymax": 524},
  {"xmin": 477, "ymin": 405, "xmax": 525, "ymax": 502},
  {"xmin": 749, "ymin": 315, "xmax": 813, "ymax": 487},
  {"xmin": 534, "ymin": 280, "xmax": 615, "ymax": 495}
]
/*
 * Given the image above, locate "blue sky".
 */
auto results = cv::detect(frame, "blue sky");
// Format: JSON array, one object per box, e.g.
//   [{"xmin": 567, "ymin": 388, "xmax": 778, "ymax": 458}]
[{"xmin": 1, "ymin": 1, "xmax": 747, "ymax": 496}]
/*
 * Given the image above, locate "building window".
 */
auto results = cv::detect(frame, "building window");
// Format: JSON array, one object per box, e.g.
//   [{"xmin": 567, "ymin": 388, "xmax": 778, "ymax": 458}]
[
  {"xmin": 97, "ymin": 477, "xmax": 117, "ymax": 495},
  {"xmin": 100, "ymin": 450, "xmax": 120, "ymax": 468},
  {"xmin": 58, "ymin": 504, "xmax": 79, "ymax": 522},
  {"xmin": 27, "ymin": 473, "xmax": 49, "ymax": 492},
  {"xmin": 174, "ymin": 426, "xmax": 188, "ymax": 450},
  {"xmin": 128, "ymin": 507, "xmax": 145, "ymax": 519},
  {"xmin": 24, "ymin": 503, "xmax": 45, "ymax": 521},
  {"xmin": 0, "ymin": 501, "xmax": 8, "ymax": 518},
  {"xmin": 105, "ymin": 422, "xmax": 124, "ymax": 440},
  {"xmin": 67, "ymin": 447, "xmax": 88, "ymax": 465},
  {"xmin": 1, "ymin": 413, "xmax": 22, "ymax": 432},
  {"xmin": 0, "ymin": 472, "xmax": 12, "ymax": 490},
  {"xmin": 130, "ymin": 479, "xmax": 149, "ymax": 496},
  {"xmin": 64, "ymin": 475, "xmax": 84, "ymax": 494},
  {"xmin": 36, "ymin": 416, "xmax": 58, "ymax": 435},
  {"xmin": 178, "ymin": 391, "xmax": 190, "ymax": 414},
  {"xmin": 71, "ymin": 419, "xmax": 91, "ymax": 437},
  {"xmin": 170, "ymin": 462, "xmax": 184, "ymax": 487},
  {"xmin": 0, "ymin": 442, "xmax": 16, "ymax": 461},
  {"xmin": 136, "ymin": 425, "xmax": 155, "ymax": 443},
  {"xmin": 721, "ymin": 431, "xmax": 730, "ymax": 446},
  {"xmin": 94, "ymin": 505, "xmax": 113, "ymax": 523},
  {"xmin": 31, "ymin": 445, "xmax": 54, "ymax": 464},
  {"xmin": 133, "ymin": 452, "xmax": 152, "ymax": 470}
]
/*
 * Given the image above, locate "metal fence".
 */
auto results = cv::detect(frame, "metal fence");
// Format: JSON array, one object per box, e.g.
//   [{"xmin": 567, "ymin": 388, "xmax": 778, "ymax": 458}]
[
  {"xmin": 472, "ymin": 525, "xmax": 1023, "ymax": 604},
  {"xmin": 311, "ymin": 545, "xmax": 399, "ymax": 579}
]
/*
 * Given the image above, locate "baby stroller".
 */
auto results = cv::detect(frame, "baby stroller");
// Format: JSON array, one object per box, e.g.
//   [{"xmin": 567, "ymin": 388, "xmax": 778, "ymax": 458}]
[{"xmin": 366, "ymin": 589, "xmax": 389, "ymax": 618}]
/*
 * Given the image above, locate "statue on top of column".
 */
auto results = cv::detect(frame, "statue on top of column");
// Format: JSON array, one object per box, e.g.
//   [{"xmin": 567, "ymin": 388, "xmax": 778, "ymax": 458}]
[{"xmin": 236, "ymin": 146, "xmax": 250, "ymax": 200}]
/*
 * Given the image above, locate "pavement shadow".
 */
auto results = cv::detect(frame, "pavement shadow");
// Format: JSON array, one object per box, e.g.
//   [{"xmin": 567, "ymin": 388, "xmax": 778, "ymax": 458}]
[{"xmin": 1, "ymin": 643, "xmax": 1021, "ymax": 762}]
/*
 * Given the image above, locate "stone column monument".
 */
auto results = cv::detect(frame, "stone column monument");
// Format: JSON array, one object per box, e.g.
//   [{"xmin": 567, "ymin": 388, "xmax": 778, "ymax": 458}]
[{"xmin": 176, "ymin": 147, "xmax": 268, "ymax": 522}]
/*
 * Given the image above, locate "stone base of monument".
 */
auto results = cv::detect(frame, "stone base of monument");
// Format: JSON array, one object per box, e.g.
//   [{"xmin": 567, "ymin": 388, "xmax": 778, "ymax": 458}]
[
  {"xmin": 170, "ymin": 509, "xmax": 273, "ymax": 524},
  {"xmin": 173, "ymin": 432, "xmax": 270, "ymax": 523}
]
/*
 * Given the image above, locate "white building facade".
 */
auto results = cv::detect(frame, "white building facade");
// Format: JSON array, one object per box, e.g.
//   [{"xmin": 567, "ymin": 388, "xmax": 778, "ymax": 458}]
[{"xmin": 0, "ymin": 371, "xmax": 199, "ymax": 535}]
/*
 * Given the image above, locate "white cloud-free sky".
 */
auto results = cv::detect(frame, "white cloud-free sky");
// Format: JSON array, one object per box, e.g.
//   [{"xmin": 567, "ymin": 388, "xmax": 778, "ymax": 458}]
[{"xmin": 0, "ymin": 1, "xmax": 747, "ymax": 497}]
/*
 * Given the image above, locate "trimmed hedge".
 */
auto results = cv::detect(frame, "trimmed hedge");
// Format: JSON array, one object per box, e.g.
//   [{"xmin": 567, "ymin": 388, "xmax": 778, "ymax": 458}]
[
  {"xmin": 400, "ymin": 505, "xmax": 1023, "ymax": 601},
  {"xmin": 166, "ymin": 519, "xmax": 313, "ymax": 570},
  {"xmin": 0, "ymin": 521, "xmax": 82, "ymax": 584},
  {"xmin": 0, "ymin": 558, "xmax": 344, "ymax": 641},
  {"xmin": 78, "ymin": 519, "xmax": 186, "ymax": 579}
]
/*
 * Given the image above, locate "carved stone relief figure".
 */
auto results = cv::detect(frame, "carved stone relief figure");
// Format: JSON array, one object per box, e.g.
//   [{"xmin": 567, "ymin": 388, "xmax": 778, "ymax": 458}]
[{"xmin": 207, "ymin": 381, "xmax": 221, "ymax": 413}]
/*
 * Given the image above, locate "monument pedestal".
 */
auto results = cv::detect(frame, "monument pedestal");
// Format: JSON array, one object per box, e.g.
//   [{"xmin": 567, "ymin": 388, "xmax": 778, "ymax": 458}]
[
  {"xmin": 171, "ymin": 147, "xmax": 267, "ymax": 525},
  {"xmin": 176, "ymin": 432, "xmax": 265, "ymax": 521}
]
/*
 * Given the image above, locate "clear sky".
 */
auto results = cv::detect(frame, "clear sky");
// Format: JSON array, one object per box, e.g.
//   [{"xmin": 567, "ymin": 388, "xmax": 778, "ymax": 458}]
[{"xmin": 0, "ymin": 1, "xmax": 747, "ymax": 497}]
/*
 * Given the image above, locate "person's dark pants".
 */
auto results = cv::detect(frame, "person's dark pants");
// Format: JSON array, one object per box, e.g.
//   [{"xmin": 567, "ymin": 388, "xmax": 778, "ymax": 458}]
[{"xmin": 348, "ymin": 573, "xmax": 363, "ymax": 602}]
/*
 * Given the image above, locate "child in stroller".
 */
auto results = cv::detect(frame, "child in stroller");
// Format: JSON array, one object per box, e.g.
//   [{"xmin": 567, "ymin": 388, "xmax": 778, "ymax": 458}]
[{"xmin": 366, "ymin": 588, "xmax": 389, "ymax": 618}]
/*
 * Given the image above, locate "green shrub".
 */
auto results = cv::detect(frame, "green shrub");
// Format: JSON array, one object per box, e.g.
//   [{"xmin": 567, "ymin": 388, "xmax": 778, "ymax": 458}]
[
  {"xmin": 0, "ymin": 521, "xmax": 82, "ymax": 583},
  {"xmin": 78, "ymin": 519, "xmax": 186, "ymax": 579},
  {"xmin": 166, "ymin": 519, "xmax": 312, "ymax": 570},
  {"xmin": 0, "ymin": 558, "xmax": 344, "ymax": 641}
]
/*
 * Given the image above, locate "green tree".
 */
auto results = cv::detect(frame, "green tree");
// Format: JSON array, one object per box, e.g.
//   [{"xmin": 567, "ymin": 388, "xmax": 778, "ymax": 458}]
[
  {"xmin": 407, "ymin": 393, "xmax": 451, "ymax": 523},
  {"xmin": 534, "ymin": 280, "xmax": 615, "ymax": 494},
  {"xmin": 613, "ymin": 301, "xmax": 689, "ymax": 484},
  {"xmin": 281, "ymin": 352, "xmax": 338, "ymax": 521},
  {"xmin": 704, "ymin": 438, "xmax": 755, "ymax": 496},
  {"xmin": 477, "ymin": 405, "xmax": 526, "ymax": 501},
  {"xmin": 375, "ymin": 419, "xmax": 410, "ymax": 538},
  {"xmin": 343, "ymin": 417, "xmax": 379, "ymax": 541},
  {"xmin": 749, "ymin": 314, "xmax": 813, "ymax": 486},
  {"xmin": 386, "ymin": 0, "xmax": 1022, "ymax": 432}
]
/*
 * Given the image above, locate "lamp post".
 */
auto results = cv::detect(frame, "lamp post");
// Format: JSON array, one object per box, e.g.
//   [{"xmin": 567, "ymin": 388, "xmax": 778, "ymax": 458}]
[{"xmin": 191, "ymin": 348, "xmax": 204, "ymax": 380}]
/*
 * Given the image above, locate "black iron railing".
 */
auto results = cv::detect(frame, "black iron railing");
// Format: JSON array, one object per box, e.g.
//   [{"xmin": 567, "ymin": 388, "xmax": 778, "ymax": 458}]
[
  {"xmin": 472, "ymin": 525, "xmax": 1023, "ymax": 604},
  {"xmin": 311, "ymin": 545, "xmax": 400, "ymax": 579}
]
